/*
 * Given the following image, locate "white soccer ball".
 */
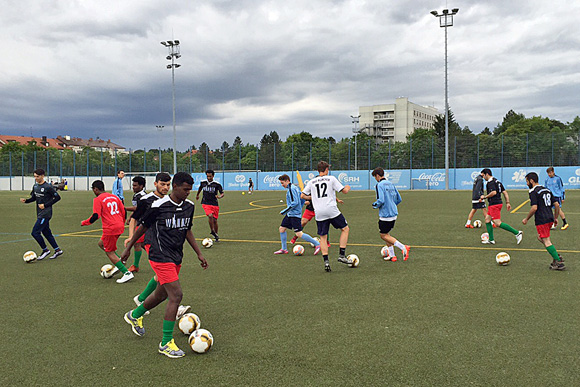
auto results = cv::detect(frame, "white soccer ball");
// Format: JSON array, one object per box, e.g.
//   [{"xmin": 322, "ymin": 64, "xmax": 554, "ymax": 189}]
[
  {"xmin": 481, "ymin": 232, "xmax": 489, "ymax": 242},
  {"xmin": 178, "ymin": 313, "xmax": 201, "ymax": 335},
  {"xmin": 348, "ymin": 254, "xmax": 360, "ymax": 268},
  {"xmin": 496, "ymin": 252, "xmax": 511, "ymax": 266},
  {"xmin": 23, "ymin": 251, "xmax": 37, "ymax": 263},
  {"xmin": 380, "ymin": 246, "xmax": 389, "ymax": 258},
  {"xmin": 189, "ymin": 329, "xmax": 214, "ymax": 353},
  {"xmin": 100, "ymin": 264, "xmax": 116, "ymax": 279},
  {"xmin": 202, "ymin": 238, "xmax": 213, "ymax": 249},
  {"xmin": 293, "ymin": 245, "xmax": 305, "ymax": 256},
  {"xmin": 473, "ymin": 220, "xmax": 482, "ymax": 228},
  {"xmin": 310, "ymin": 236, "xmax": 321, "ymax": 248}
]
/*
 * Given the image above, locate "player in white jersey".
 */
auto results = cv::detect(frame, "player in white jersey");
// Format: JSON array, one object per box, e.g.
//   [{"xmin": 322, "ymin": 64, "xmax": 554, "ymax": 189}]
[{"xmin": 301, "ymin": 161, "xmax": 351, "ymax": 272}]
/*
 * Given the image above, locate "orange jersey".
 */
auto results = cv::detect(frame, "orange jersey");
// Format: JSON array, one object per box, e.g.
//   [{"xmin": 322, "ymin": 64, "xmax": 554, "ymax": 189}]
[{"xmin": 89, "ymin": 193, "xmax": 126, "ymax": 235}]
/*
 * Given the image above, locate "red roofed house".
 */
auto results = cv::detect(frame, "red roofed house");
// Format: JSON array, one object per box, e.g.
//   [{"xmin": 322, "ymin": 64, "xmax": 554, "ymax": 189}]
[{"xmin": 0, "ymin": 135, "xmax": 65, "ymax": 150}]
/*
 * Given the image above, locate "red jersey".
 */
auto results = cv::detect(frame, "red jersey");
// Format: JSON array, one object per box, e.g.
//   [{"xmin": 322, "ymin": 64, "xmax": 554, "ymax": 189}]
[{"xmin": 85, "ymin": 193, "xmax": 126, "ymax": 235}]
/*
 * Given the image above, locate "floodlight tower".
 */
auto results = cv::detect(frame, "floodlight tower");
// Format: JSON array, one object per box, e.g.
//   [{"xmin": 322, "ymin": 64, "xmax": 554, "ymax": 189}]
[
  {"xmin": 350, "ymin": 114, "xmax": 361, "ymax": 170},
  {"xmin": 430, "ymin": 8, "xmax": 459, "ymax": 190},
  {"xmin": 160, "ymin": 40, "xmax": 181, "ymax": 174}
]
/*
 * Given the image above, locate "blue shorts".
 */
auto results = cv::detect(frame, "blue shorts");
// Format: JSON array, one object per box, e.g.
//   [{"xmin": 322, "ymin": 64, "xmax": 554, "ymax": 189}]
[
  {"xmin": 551, "ymin": 197, "xmax": 563, "ymax": 208},
  {"xmin": 281, "ymin": 216, "xmax": 303, "ymax": 232},
  {"xmin": 316, "ymin": 214, "xmax": 348, "ymax": 236}
]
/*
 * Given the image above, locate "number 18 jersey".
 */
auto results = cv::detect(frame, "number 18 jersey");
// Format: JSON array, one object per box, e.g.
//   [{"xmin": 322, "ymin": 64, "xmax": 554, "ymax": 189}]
[
  {"xmin": 529, "ymin": 185, "xmax": 556, "ymax": 226},
  {"xmin": 302, "ymin": 175, "xmax": 344, "ymax": 221}
]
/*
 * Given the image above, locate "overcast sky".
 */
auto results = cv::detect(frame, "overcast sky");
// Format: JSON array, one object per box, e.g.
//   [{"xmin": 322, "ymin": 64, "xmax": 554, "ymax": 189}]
[{"xmin": 1, "ymin": 0, "xmax": 578, "ymax": 150}]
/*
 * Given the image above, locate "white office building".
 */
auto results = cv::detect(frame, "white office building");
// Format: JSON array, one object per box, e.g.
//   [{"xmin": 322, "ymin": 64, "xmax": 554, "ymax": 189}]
[{"xmin": 359, "ymin": 97, "xmax": 440, "ymax": 143}]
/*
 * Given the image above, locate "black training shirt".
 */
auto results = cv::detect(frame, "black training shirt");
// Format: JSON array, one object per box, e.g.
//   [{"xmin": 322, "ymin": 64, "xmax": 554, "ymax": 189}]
[
  {"xmin": 529, "ymin": 185, "xmax": 556, "ymax": 226},
  {"xmin": 25, "ymin": 182, "xmax": 61, "ymax": 219},
  {"xmin": 486, "ymin": 178, "xmax": 505, "ymax": 206},
  {"xmin": 141, "ymin": 196, "xmax": 195, "ymax": 265},
  {"xmin": 199, "ymin": 180, "xmax": 223, "ymax": 206}
]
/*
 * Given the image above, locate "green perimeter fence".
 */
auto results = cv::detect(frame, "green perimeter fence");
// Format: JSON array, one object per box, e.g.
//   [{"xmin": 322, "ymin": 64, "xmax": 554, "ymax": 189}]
[{"xmin": 1, "ymin": 133, "xmax": 578, "ymax": 178}]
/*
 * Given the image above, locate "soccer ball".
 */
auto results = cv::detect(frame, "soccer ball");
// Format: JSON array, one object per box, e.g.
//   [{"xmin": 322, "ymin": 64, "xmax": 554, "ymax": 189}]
[
  {"xmin": 100, "ymin": 264, "xmax": 116, "ymax": 279},
  {"xmin": 380, "ymin": 246, "xmax": 389, "ymax": 258},
  {"xmin": 293, "ymin": 245, "xmax": 305, "ymax": 256},
  {"xmin": 178, "ymin": 313, "xmax": 201, "ymax": 335},
  {"xmin": 310, "ymin": 236, "xmax": 321, "ymax": 248},
  {"xmin": 473, "ymin": 220, "xmax": 482, "ymax": 228},
  {"xmin": 189, "ymin": 329, "xmax": 214, "ymax": 353},
  {"xmin": 202, "ymin": 238, "xmax": 213, "ymax": 248},
  {"xmin": 242, "ymin": 192, "xmax": 245, "ymax": 195},
  {"xmin": 348, "ymin": 254, "xmax": 360, "ymax": 268},
  {"xmin": 496, "ymin": 252, "xmax": 511, "ymax": 266},
  {"xmin": 23, "ymin": 251, "xmax": 37, "ymax": 263},
  {"xmin": 481, "ymin": 232, "xmax": 489, "ymax": 242}
]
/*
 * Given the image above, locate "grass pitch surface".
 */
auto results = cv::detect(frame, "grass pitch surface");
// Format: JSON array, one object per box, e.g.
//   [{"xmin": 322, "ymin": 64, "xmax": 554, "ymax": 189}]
[{"xmin": 1, "ymin": 189, "xmax": 579, "ymax": 386}]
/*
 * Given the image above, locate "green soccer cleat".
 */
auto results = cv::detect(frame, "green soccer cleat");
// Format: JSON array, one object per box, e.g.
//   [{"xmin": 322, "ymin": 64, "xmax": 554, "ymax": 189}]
[
  {"xmin": 158, "ymin": 339, "xmax": 185, "ymax": 358},
  {"xmin": 124, "ymin": 310, "xmax": 145, "ymax": 337}
]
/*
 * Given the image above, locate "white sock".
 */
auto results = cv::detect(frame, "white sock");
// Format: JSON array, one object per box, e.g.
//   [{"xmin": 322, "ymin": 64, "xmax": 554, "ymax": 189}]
[
  {"xmin": 466, "ymin": 219, "xmax": 471, "ymax": 225},
  {"xmin": 388, "ymin": 246, "xmax": 395, "ymax": 257},
  {"xmin": 394, "ymin": 241, "xmax": 406, "ymax": 252}
]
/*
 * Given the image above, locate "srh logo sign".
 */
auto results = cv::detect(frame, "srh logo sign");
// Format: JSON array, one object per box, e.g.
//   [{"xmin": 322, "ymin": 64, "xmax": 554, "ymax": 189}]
[{"xmin": 338, "ymin": 173, "xmax": 360, "ymax": 183}]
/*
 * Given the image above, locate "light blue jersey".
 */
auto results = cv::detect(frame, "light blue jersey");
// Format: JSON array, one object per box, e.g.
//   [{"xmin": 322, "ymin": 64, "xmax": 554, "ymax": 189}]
[
  {"xmin": 372, "ymin": 178, "xmax": 402, "ymax": 220},
  {"xmin": 280, "ymin": 183, "xmax": 303, "ymax": 218},
  {"xmin": 545, "ymin": 175, "xmax": 565, "ymax": 199}
]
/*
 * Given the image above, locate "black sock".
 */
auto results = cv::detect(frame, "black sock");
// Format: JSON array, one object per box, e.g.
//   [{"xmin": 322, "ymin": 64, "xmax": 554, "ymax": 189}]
[
  {"xmin": 323, "ymin": 254, "xmax": 329, "ymax": 263},
  {"xmin": 339, "ymin": 248, "xmax": 346, "ymax": 256},
  {"xmin": 563, "ymin": 218, "xmax": 567, "ymax": 225}
]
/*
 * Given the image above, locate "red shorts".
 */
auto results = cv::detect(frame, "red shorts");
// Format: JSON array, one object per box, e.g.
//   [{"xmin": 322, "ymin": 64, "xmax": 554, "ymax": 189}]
[
  {"xmin": 144, "ymin": 244, "xmax": 150, "ymax": 255},
  {"xmin": 536, "ymin": 223, "xmax": 552, "ymax": 239},
  {"xmin": 488, "ymin": 204, "xmax": 503, "ymax": 220},
  {"xmin": 101, "ymin": 234, "xmax": 121, "ymax": 252},
  {"xmin": 303, "ymin": 209, "xmax": 315, "ymax": 221},
  {"xmin": 202, "ymin": 204, "xmax": 220, "ymax": 219},
  {"xmin": 149, "ymin": 261, "xmax": 181, "ymax": 285}
]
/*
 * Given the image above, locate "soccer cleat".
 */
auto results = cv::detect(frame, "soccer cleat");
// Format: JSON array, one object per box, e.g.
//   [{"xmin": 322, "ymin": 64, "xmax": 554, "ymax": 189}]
[
  {"xmin": 465, "ymin": 224, "xmax": 474, "ymax": 228},
  {"xmin": 49, "ymin": 249, "xmax": 63, "ymax": 259},
  {"xmin": 124, "ymin": 311, "xmax": 145, "ymax": 337},
  {"xmin": 313, "ymin": 245, "xmax": 321, "ymax": 256},
  {"xmin": 561, "ymin": 223, "xmax": 569, "ymax": 230},
  {"xmin": 403, "ymin": 245, "xmax": 410, "ymax": 261},
  {"xmin": 274, "ymin": 249, "xmax": 289, "ymax": 255},
  {"xmin": 338, "ymin": 255, "xmax": 352, "ymax": 264},
  {"xmin": 551, "ymin": 224, "xmax": 557, "ymax": 230},
  {"xmin": 132, "ymin": 295, "xmax": 150, "ymax": 315},
  {"xmin": 549, "ymin": 260, "xmax": 566, "ymax": 271},
  {"xmin": 290, "ymin": 236, "xmax": 298, "ymax": 244},
  {"xmin": 158, "ymin": 339, "xmax": 185, "ymax": 358},
  {"xmin": 385, "ymin": 255, "xmax": 397, "ymax": 262},
  {"xmin": 515, "ymin": 231, "xmax": 523, "ymax": 245},
  {"xmin": 211, "ymin": 232, "xmax": 220, "ymax": 242},
  {"xmin": 482, "ymin": 240, "xmax": 496, "ymax": 245},
  {"xmin": 116, "ymin": 271, "xmax": 135, "ymax": 284},
  {"xmin": 176, "ymin": 305, "xmax": 191, "ymax": 320},
  {"xmin": 37, "ymin": 250, "xmax": 51, "ymax": 261},
  {"xmin": 557, "ymin": 254, "xmax": 565, "ymax": 263},
  {"xmin": 324, "ymin": 262, "xmax": 331, "ymax": 272},
  {"xmin": 128, "ymin": 265, "xmax": 139, "ymax": 273}
]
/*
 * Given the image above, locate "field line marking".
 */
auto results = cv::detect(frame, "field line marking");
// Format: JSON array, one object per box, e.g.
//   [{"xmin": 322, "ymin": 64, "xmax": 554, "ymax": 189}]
[
  {"xmin": 511, "ymin": 199, "xmax": 530, "ymax": 213},
  {"xmin": 218, "ymin": 238, "xmax": 580, "ymax": 254}
]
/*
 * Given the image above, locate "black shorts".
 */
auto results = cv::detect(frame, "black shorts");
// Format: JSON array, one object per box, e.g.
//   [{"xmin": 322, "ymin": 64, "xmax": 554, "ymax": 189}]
[
  {"xmin": 379, "ymin": 220, "xmax": 396, "ymax": 234},
  {"xmin": 281, "ymin": 216, "xmax": 303, "ymax": 232},
  {"xmin": 316, "ymin": 214, "xmax": 348, "ymax": 236},
  {"xmin": 472, "ymin": 202, "xmax": 486, "ymax": 209}
]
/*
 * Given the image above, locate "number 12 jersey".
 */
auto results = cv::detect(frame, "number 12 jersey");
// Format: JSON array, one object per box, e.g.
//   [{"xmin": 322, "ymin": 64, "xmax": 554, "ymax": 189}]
[{"xmin": 302, "ymin": 175, "xmax": 344, "ymax": 221}]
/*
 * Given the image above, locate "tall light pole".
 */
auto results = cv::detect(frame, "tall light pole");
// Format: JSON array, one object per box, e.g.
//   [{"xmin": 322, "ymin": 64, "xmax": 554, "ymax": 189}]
[
  {"xmin": 160, "ymin": 40, "xmax": 181, "ymax": 174},
  {"xmin": 350, "ymin": 114, "xmax": 361, "ymax": 170},
  {"xmin": 431, "ymin": 8, "xmax": 458, "ymax": 190}
]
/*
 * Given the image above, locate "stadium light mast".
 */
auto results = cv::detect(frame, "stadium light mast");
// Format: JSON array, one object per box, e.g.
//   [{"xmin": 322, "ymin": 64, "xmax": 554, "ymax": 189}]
[
  {"xmin": 431, "ymin": 8, "xmax": 459, "ymax": 190},
  {"xmin": 350, "ymin": 114, "xmax": 361, "ymax": 170},
  {"xmin": 160, "ymin": 40, "xmax": 181, "ymax": 174}
]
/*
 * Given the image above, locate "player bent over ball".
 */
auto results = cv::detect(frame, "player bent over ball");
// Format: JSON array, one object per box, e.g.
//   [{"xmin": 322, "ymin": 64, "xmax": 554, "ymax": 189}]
[
  {"xmin": 522, "ymin": 172, "xmax": 566, "ymax": 271},
  {"xmin": 81, "ymin": 180, "xmax": 133, "ymax": 283},
  {"xmin": 371, "ymin": 168, "xmax": 410, "ymax": 262},
  {"xmin": 122, "ymin": 172, "xmax": 208, "ymax": 358},
  {"xmin": 274, "ymin": 174, "xmax": 320, "ymax": 255}
]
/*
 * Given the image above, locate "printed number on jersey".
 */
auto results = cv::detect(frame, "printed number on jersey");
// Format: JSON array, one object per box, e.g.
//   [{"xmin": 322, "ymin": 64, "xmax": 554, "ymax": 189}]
[
  {"xmin": 107, "ymin": 201, "xmax": 120, "ymax": 215},
  {"xmin": 315, "ymin": 183, "xmax": 328, "ymax": 198},
  {"xmin": 543, "ymin": 192, "xmax": 551, "ymax": 207}
]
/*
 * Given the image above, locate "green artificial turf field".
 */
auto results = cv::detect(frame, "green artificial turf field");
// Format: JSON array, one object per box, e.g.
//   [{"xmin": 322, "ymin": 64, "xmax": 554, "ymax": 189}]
[{"xmin": 1, "ymin": 188, "xmax": 579, "ymax": 386}]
